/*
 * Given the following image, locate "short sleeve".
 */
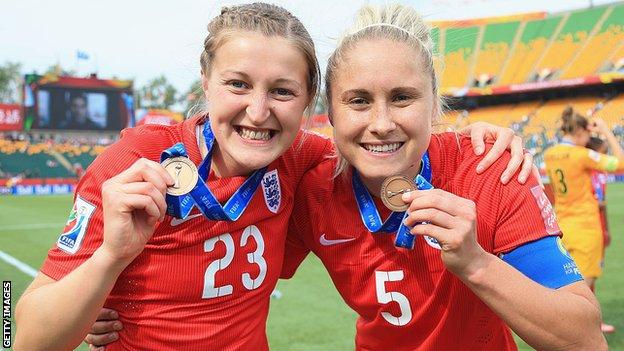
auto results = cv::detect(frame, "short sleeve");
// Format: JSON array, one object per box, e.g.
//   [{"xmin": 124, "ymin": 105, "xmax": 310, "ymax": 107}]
[
  {"xmin": 40, "ymin": 136, "xmax": 145, "ymax": 280},
  {"xmin": 494, "ymin": 175, "xmax": 561, "ymax": 254},
  {"xmin": 582, "ymin": 149, "xmax": 623, "ymax": 173},
  {"xmin": 452, "ymin": 139, "xmax": 561, "ymax": 255}
]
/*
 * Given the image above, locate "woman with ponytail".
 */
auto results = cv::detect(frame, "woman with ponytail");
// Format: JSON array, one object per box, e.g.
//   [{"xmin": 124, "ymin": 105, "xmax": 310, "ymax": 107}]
[{"xmin": 544, "ymin": 106, "xmax": 624, "ymax": 334}]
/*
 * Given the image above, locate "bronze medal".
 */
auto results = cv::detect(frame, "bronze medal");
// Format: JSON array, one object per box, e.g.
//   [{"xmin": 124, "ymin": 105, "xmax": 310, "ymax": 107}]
[
  {"xmin": 380, "ymin": 175, "xmax": 416, "ymax": 212},
  {"xmin": 161, "ymin": 157, "xmax": 199, "ymax": 196}
]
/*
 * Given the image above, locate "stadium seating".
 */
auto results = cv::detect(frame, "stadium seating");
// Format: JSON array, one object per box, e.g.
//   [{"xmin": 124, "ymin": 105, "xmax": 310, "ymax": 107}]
[
  {"xmin": 610, "ymin": 45, "xmax": 624, "ymax": 71},
  {"xmin": 434, "ymin": 3, "xmax": 624, "ymax": 89},
  {"xmin": 440, "ymin": 26, "xmax": 479, "ymax": 88},
  {"xmin": 473, "ymin": 21, "xmax": 520, "ymax": 86},
  {"xmin": 560, "ymin": 3, "xmax": 624, "ymax": 78},
  {"xmin": 0, "ymin": 139, "xmax": 104, "ymax": 178},
  {"xmin": 594, "ymin": 94, "xmax": 624, "ymax": 127},
  {"xmin": 533, "ymin": 7, "xmax": 607, "ymax": 81},
  {"xmin": 497, "ymin": 16, "xmax": 563, "ymax": 85}
]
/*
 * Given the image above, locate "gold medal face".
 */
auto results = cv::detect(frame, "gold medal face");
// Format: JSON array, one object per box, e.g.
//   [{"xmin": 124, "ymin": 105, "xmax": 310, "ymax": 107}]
[
  {"xmin": 380, "ymin": 175, "xmax": 416, "ymax": 212},
  {"xmin": 161, "ymin": 157, "xmax": 199, "ymax": 196}
]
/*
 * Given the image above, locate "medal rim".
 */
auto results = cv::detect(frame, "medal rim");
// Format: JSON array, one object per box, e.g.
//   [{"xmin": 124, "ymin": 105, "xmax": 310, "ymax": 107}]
[
  {"xmin": 161, "ymin": 156, "xmax": 199, "ymax": 196},
  {"xmin": 380, "ymin": 175, "xmax": 416, "ymax": 212}
]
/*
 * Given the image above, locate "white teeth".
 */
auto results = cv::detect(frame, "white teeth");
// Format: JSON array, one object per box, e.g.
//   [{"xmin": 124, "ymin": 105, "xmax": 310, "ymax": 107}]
[
  {"xmin": 363, "ymin": 143, "xmax": 401, "ymax": 153},
  {"xmin": 239, "ymin": 127, "xmax": 271, "ymax": 141}
]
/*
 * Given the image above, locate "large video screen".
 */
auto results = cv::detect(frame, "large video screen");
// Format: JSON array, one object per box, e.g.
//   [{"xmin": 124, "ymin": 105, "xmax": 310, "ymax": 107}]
[{"xmin": 24, "ymin": 74, "xmax": 134, "ymax": 131}]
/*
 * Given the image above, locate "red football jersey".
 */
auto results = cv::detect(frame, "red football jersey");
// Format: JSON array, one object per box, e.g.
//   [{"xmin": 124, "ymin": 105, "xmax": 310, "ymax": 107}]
[
  {"xmin": 41, "ymin": 116, "xmax": 332, "ymax": 350},
  {"xmin": 283, "ymin": 133, "xmax": 558, "ymax": 351}
]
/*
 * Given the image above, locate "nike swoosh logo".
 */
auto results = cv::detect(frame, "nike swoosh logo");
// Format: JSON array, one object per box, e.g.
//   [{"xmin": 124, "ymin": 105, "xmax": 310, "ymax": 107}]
[
  {"xmin": 319, "ymin": 234, "xmax": 356, "ymax": 246},
  {"xmin": 170, "ymin": 213, "xmax": 203, "ymax": 227}
]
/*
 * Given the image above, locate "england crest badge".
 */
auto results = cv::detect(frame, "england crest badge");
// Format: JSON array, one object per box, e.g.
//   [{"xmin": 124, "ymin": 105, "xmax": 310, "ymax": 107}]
[
  {"xmin": 261, "ymin": 170, "xmax": 281, "ymax": 214},
  {"xmin": 57, "ymin": 196, "xmax": 96, "ymax": 254}
]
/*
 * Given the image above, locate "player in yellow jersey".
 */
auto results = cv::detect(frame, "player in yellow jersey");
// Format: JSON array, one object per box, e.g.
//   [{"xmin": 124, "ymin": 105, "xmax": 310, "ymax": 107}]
[{"xmin": 544, "ymin": 107, "xmax": 624, "ymax": 334}]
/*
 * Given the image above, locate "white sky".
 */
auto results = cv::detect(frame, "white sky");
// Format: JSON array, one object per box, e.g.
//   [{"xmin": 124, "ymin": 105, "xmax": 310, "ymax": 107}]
[{"xmin": 0, "ymin": 0, "xmax": 614, "ymax": 95}]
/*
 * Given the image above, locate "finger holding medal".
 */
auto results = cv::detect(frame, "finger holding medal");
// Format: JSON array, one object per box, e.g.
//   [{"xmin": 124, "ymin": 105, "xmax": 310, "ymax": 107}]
[
  {"xmin": 400, "ymin": 189, "xmax": 487, "ymax": 277},
  {"xmin": 100, "ymin": 158, "xmax": 174, "ymax": 264}
]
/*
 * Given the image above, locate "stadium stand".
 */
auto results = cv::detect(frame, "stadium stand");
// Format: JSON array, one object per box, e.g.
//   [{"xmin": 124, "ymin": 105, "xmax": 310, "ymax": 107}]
[
  {"xmin": 0, "ymin": 135, "xmax": 108, "ymax": 179},
  {"xmin": 441, "ymin": 26, "xmax": 479, "ymax": 88},
  {"xmin": 0, "ymin": 139, "xmax": 72, "ymax": 178},
  {"xmin": 473, "ymin": 21, "xmax": 520, "ymax": 86},
  {"xmin": 423, "ymin": 3, "xmax": 624, "ymax": 175},
  {"xmin": 434, "ymin": 3, "xmax": 624, "ymax": 90},
  {"xmin": 594, "ymin": 94, "xmax": 624, "ymax": 127},
  {"xmin": 560, "ymin": 3, "xmax": 624, "ymax": 78},
  {"xmin": 610, "ymin": 44, "xmax": 624, "ymax": 71},
  {"xmin": 498, "ymin": 16, "xmax": 564, "ymax": 85},
  {"xmin": 533, "ymin": 7, "xmax": 607, "ymax": 81}
]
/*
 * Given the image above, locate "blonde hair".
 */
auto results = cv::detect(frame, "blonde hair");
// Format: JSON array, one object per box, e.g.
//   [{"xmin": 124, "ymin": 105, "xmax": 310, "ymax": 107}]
[
  {"xmin": 195, "ymin": 2, "xmax": 320, "ymax": 125},
  {"xmin": 325, "ymin": 4, "xmax": 444, "ymax": 176}
]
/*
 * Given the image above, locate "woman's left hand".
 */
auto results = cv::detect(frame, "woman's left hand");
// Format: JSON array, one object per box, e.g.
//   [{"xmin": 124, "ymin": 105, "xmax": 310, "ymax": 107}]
[
  {"xmin": 401, "ymin": 189, "xmax": 488, "ymax": 278},
  {"xmin": 459, "ymin": 122, "xmax": 534, "ymax": 184}
]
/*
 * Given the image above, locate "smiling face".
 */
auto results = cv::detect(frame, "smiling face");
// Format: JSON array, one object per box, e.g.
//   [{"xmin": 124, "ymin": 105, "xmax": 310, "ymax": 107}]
[
  {"xmin": 202, "ymin": 32, "xmax": 311, "ymax": 176},
  {"xmin": 330, "ymin": 38, "xmax": 436, "ymax": 188}
]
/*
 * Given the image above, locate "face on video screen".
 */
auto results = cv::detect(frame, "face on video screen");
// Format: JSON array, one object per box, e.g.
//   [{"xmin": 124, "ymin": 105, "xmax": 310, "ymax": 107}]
[
  {"xmin": 33, "ymin": 88, "xmax": 121, "ymax": 131},
  {"xmin": 70, "ymin": 95, "xmax": 88, "ymax": 122},
  {"xmin": 61, "ymin": 92, "xmax": 107, "ymax": 130}
]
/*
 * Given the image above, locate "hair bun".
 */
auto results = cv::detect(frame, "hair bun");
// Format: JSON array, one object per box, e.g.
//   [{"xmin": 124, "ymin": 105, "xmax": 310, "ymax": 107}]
[{"xmin": 562, "ymin": 106, "xmax": 574, "ymax": 121}]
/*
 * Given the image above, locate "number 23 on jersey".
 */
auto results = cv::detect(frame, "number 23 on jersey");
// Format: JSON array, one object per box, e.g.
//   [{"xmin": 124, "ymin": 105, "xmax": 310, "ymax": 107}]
[{"xmin": 203, "ymin": 225, "xmax": 268, "ymax": 298}]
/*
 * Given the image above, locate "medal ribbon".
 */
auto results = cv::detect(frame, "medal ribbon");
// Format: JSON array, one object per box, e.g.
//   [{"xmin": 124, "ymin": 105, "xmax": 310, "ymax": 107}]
[
  {"xmin": 160, "ymin": 123, "xmax": 267, "ymax": 220},
  {"xmin": 352, "ymin": 151, "xmax": 437, "ymax": 249}
]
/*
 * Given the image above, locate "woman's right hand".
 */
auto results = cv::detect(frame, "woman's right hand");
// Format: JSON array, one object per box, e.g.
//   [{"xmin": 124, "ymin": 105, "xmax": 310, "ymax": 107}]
[
  {"xmin": 401, "ymin": 189, "xmax": 488, "ymax": 278},
  {"xmin": 101, "ymin": 158, "xmax": 173, "ymax": 265}
]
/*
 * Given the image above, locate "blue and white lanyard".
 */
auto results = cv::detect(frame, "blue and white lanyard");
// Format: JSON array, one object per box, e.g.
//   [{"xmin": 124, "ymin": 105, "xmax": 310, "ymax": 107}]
[
  {"xmin": 352, "ymin": 152, "xmax": 437, "ymax": 249},
  {"xmin": 160, "ymin": 123, "xmax": 267, "ymax": 220}
]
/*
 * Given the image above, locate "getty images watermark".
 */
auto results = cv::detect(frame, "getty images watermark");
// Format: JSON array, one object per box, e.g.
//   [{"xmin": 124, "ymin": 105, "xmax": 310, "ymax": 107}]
[{"xmin": 3, "ymin": 281, "xmax": 10, "ymax": 348}]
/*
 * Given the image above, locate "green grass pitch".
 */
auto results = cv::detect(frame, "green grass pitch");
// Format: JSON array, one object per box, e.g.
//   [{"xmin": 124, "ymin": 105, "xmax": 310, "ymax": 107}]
[{"xmin": 1, "ymin": 184, "xmax": 623, "ymax": 350}]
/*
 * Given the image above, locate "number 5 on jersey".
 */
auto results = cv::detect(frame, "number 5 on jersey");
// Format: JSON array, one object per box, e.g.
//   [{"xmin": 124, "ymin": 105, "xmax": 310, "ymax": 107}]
[
  {"xmin": 203, "ymin": 225, "xmax": 267, "ymax": 298},
  {"xmin": 375, "ymin": 270, "xmax": 413, "ymax": 326}
]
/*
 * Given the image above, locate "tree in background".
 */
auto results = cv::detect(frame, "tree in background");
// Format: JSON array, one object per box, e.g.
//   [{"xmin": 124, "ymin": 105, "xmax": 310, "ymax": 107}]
[
  {"xmin": 44, "ymin": 63, "xmax": 76, "ymax": 77},
  {"xmin": 181, "ymin": 79, "xmax": 203, "ymax": 118},
  {"xmin": 137, "ymin": 75, "xmax": 177, "ymax": 109},
  {"xmin": 0, "ymin": 62, "xmax": 22, "ymax": 104}
]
